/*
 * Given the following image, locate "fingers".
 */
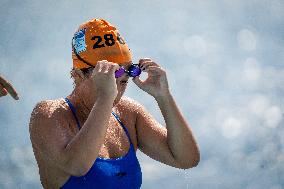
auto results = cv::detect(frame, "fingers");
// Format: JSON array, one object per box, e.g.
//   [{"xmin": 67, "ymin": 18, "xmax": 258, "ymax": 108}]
[
  {"xmin": 0, "ymin": 86, "xmax": 8, "ymax": 97},
  {"xmin": 93, "ymin": 62, "xmax": 101, "ymax": 73},
  {"xmin": 132, "ymin": 76, "xmax": 143, "ymax": 89},
  {"xmin": 99, "ymin": 60, "xmax": 109, "ymax": 73},
  {"xmin": 92, "ymin": 60, "xmax": 120, "ymax": 76},
  {"xmin": 138, "ymin": 58, "xmax": 160, "ymax": 71},
  {"xmin": 109, "ymin": 63, "xmax": 120, "ymax": 74},
  {"xmin": 93, "ymin": 60, "xmax": 109, "ymax": 73},
  {"xmin": 138, "ymin": 58, "xmax": 151, "ymax": 64},
  {"xmin": 0, "ymin": 76, "xmax": 19, "ymax": 100},
  {"xmin": 147, "ymin": 66, "xmax": 164, "ymax": 74}
]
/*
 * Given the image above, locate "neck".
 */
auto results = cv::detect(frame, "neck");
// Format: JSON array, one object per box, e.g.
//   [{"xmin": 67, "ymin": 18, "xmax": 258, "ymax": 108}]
[
  {"xmin": 66, "ymin": 87, "xmax": 118, "ymax": 123},
  {"xmin": 66, "ymin": 87, "xmax": 94, "ymax": 122}
]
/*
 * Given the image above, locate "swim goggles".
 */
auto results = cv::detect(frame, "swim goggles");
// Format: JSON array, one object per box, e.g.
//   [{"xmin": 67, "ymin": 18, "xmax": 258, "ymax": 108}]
[
  {"xmin": 72, "ymin": 39, "xmax": 141, "ymax": 78},
  {"xmin": 114, "ymin": 64, "xmax": 141, "ymax": 78}
]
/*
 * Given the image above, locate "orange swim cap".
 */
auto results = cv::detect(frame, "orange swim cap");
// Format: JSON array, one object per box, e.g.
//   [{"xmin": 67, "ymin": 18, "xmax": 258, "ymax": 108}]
[{"xmin": 72, "ymin": 18, "xmax": 132, "ymax": 69}]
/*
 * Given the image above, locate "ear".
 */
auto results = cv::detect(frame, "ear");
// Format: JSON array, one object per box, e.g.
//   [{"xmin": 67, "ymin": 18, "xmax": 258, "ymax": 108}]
[{"xmin": 70, "ymin": 68, "xmax": 85, "ymax": 86}]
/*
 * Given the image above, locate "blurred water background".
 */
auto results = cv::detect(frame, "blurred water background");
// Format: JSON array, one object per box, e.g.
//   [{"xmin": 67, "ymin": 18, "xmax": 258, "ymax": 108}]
[{"xmin": 0, "ymin": 0, "xmax": 284, "ymax": 188}]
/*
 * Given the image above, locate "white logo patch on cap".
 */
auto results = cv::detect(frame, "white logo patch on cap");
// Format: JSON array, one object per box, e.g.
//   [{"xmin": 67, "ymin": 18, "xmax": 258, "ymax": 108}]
[{"xmin": 73, "ymin": 28, "xmax": 87, "ymax": 54}]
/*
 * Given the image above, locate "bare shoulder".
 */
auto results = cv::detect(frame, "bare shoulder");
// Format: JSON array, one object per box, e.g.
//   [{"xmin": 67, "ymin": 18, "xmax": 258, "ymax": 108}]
[
  {"xmin": 117, "ymin": 96, "xmax": 146, "ymax": 115},
  {"xmin": 115, "ymin": 96, "xmax": 148, "ymax": 150},
  {"xmin": 29, "ymin": 98, "xmax": 69, "ymax": 141},
  {"xmin": 29, "ymin": 98, "xmax": 67, "ymax": 126}
]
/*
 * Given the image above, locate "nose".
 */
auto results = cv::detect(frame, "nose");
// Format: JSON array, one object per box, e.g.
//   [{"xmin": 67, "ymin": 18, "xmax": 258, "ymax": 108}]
[
  {"xmin": 123, "ymin": 72, "xmax": 130, "ymax": 78},
  {"xmin": 119, "ymin": 70, "xmax": 129, "ymax": 78},
  {"xmin": 116, "ymin": 73, "xmax": 129, "ymax": 83}
]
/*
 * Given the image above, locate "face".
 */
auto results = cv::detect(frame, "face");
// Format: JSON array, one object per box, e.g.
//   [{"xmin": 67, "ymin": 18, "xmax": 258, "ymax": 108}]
[
  {"xmin": 76, "ymin": 61, "xmax": 132, "ymax": 106},
  {"xmin": 73, "ymin": 62, "xmax": 132, "ymax": 106},
  {"xmin": 113, "ymin": 62, "xmax": 132, "ymax": 105}
]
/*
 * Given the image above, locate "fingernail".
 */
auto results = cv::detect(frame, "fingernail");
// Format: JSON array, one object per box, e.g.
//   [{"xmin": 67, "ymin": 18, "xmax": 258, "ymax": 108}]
[{"xmin": 3, "ymin": 88, "xmax": 8, "ymax": 95}]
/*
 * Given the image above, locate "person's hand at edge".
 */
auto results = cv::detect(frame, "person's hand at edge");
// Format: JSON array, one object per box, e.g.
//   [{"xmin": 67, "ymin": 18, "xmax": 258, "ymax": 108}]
[{"xmin": 0, "ymin": 75, "xmax": 19, "ymax": 100}]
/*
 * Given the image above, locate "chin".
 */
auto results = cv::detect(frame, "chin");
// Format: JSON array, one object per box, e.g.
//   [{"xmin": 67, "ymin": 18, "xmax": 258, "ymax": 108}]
[
  {"xmin": 114, "ymin": 89, "xmax": 125, "ymax": 105},
  {"xmin": 113, "ymin": 96, "xmax": 121, "ymax": 107}
]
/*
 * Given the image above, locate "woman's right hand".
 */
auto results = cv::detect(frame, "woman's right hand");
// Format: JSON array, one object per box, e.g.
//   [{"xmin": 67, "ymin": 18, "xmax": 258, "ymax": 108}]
[{"xmin": 90, "ymin": 60, "xmax": 120, "ymax": 100}]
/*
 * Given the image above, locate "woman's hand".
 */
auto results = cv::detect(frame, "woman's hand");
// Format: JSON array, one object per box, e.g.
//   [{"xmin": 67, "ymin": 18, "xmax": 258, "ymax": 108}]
[
  {"xmin": 0, "ymin": 75, "xmax": 19, "ymax": 100},
  {"xmin": 132, "ymin": 58, "xmax": 170, "ymax": 98},
  {"xmin": 90, "ymin": 60, "xmax": 120, "ymax": 100}
]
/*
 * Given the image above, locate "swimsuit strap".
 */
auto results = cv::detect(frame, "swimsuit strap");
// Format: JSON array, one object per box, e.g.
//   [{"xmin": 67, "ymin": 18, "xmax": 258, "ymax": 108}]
[
  {"xmin": 111, "ymin": 111, "xmax": 132, "ymax": 145},
  {"xmin": 65, "ymin": 98, "xmax": 81, "ymax": 130},
  {"xmin": 65, "ymin": 98, "xmax": 132, "ymax": 145}
]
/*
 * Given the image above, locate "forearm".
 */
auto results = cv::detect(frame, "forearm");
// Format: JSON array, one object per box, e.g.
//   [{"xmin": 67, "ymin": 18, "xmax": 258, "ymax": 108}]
[
  {"xmin": 64, "ymin": 97, "xmax": 114, "ymax": 175},
  {"xmin": 155, "ymin": 93, "xmax": 200, "ymax": 168}
]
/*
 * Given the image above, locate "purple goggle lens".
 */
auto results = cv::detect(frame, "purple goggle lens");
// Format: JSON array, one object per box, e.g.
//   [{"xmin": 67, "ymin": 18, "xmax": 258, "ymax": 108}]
[{"xmin": 115, "ymin": 64, "xmax": 141, "ymax": 78}]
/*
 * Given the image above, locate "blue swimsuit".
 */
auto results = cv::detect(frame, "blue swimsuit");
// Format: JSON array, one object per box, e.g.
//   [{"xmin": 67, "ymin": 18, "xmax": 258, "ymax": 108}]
[{"xmin": 60, "ymin": 98, "xmax": 142, "ymax": 189}]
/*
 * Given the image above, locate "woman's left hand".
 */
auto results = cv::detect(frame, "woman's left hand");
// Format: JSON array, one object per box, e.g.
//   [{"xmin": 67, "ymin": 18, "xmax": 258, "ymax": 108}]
[{"xmin": 132, "ymin": 58, "xmax": 170, "ymax": 98}]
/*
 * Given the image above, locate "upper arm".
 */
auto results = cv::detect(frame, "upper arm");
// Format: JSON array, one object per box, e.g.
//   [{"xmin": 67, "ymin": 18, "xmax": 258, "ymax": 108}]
[
  {"xmin": 29, "ymin": 101, "xmax": 72, "ymax": 171},
  {"xmin": 127, "ymin": 98, "xmax": 182, "ymax": 168}
]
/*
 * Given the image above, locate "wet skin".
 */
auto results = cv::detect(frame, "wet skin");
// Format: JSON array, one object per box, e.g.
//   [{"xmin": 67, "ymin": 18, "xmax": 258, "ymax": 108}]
[
  {"xmin": 29, "ymin": 59, "xmax": 200, "ymax": 189},
  {"xmin": 30, "ymin": 97, "xmax": 139, "ymax": 188}
]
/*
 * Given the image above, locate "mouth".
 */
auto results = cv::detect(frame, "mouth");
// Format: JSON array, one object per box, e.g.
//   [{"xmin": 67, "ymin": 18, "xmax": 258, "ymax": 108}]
[{"xmin": 120, "ymin": 80, "xmax": 128, "ymax": 84}]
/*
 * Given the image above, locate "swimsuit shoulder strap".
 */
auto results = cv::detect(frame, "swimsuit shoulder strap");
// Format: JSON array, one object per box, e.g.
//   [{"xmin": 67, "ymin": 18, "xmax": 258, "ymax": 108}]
[
  {"xmin": 65, "ymin": 98, "xmax": 132, "ymax": 145},
  {"xmin": 111, "ymin": 112, "xmax": 132, "ymax": 145},
  {"xmin": 65, "ymin": 98, "xmax": 81, "ymax": 130}
]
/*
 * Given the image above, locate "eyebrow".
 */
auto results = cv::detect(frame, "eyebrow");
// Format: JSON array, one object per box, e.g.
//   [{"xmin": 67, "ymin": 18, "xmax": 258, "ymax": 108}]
[
  {"xmin": 124, "ymin": 65, "xmax": 131, "ymax": 69},
  {"xmin": 121, "ymin": 63, "xmax": 132, "ymax": 69}
]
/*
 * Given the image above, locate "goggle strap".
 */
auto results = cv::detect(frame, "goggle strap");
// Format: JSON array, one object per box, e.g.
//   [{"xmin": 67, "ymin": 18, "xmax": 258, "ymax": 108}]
[
  {"xmin": 72, "ymin": 39, "xmax": 140, "ymax": 75},
  {"xmin": 72, "ymin": 38, "xmax": 95, "ymax": 68}
]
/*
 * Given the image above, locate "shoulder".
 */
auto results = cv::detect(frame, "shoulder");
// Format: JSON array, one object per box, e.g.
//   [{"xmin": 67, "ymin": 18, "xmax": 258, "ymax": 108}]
[
  {"xmin": 30, "ymin": 98, "xmax": 67, "ymax": 119},
  {"xmin": 29, "ymin": 98, "xmax": 68, "ymax": 132},
  {"xmin": 116, "ymin": 96, "xmax": 147, "ymax": 115}
]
